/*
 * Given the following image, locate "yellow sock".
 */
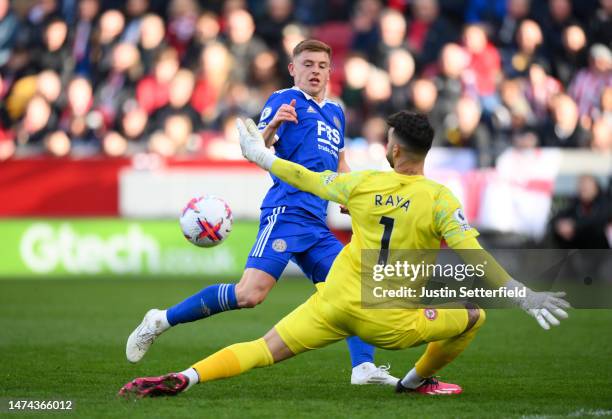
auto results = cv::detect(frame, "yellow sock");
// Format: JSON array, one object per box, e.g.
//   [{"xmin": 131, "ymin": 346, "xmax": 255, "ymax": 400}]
[
  {"xmin": 192, "ymin": 338, "xmax": 274, "ymax": 383},
  {"xmin": 415, "ymin": 309, "xmax": 486, "ymax": 378}
]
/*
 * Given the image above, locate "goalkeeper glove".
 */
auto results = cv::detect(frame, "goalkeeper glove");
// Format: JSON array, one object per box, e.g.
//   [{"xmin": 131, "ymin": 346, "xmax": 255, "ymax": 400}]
[
  {"xmin": 236, "ymin": 118, "xmax": 277, "ymax": 170},
  {"xmin": 505, "ymin": 278, "xmax": 570, "ymax": 330}
]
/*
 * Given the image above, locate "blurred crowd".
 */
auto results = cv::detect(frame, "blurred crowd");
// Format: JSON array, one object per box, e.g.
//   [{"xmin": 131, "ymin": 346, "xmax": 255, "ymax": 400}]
[{"xmin": 0, "ymin": 0, "xmax": 610, "ymax": 163}]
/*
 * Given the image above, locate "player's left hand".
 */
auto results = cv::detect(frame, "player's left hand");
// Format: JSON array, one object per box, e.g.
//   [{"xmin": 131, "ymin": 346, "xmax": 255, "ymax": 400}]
[
  {"xmin": 237, "ymin": 118, "xmax": 277, "ymax": 170},
  {"xmin": 505, "ymin": 279, "xmax": 571, "ymax": 330},
  {"xmin": 521, "ymin": 290, "xmax": 571, "ymax": 330}
]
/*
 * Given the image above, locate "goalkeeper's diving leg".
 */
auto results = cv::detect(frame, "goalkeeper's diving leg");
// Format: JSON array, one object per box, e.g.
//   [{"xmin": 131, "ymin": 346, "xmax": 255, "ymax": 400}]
[{"xmin": 119, "ymin": 292, "xmax": 346, "ymax": 397}]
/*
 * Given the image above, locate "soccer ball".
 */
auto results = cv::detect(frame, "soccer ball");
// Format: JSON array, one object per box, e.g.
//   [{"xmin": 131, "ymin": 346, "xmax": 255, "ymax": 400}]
[{"xmin": 180, "ymin": 196, "xmax": 233, "ymax": 247}]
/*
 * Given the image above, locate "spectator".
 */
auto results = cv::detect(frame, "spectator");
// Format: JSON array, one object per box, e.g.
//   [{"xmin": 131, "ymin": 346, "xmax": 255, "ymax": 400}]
[
  {"xmin": 166, "ymin": 0, "xmax": 199, "ymax": 58},
  {"xmin": 203, "ymin": 113, "xmax": 243, "ymax": 160},
  {"xmin": 183, "ymin": 11, "xmax": 220, "ymax": 70},
  {"xmin": 386, "ymin": 48, "xmax": 415, "ymax": 113},
  {"xmin": 523, "ymin": 61, "xmax": 562, "ymax": 121},
  {"xmin": 215, "ymin": 81, "xmax": 263, "ymax": 123},
  {"xmin": 164, "ymin": 113, "xmax": 196, "ymax": 154},
  {"xmin": 121, "ymin": 0, "xmax": 149, "ymax": 44},
  {"xmin": 541, "ymin": 0, "xmax": 576, "ymax": 57},
  {"xmin": 225, "ymin": 8, "xmax": 268, "ymax": 84},
  {"xmin": 36, "ymin": 70, "xmax": 63, "ymax": 111},
  {"xmin": 361, "ymin": 116, "xmax": 387, "ymax": 144},
  {"xmin": 589, "ymin": 0, "xmax": 612, "ymax": 47},
  {"xmin": 568, "ymin": 44, "xmax": 612, "ymax": 127},
  {"xmin": 138, "ymin": 14, "xmax": 167, "ymax": 75},
  {"xmin": 590, "ymin": 117, "xmax": 611, "ymax": 152},
  {"xmin": 136, "ymin": 47, "xmax": 179, "ymax": 115},
  {"xmin": 90, "ymin": 9, "xmax": 125, "ymax": 85},
  {"xmin": 409, "ymin": 78, "xmax": 443, "ymax": 134},
  {"xmin": 341, "ymin": 53, "xmax": 371, "ymax": 136},
  {"xmin": 37, "ymin": 17, "xmax": 72, "ymax": 80},
  {"xmin": 363, "ymin": 67, "xmax": 393, "ymax": 117},
  {"xmin": 350, "ymin": 0, "xmax": 382, "ymax": 60},
  {"xmin": 441, "ymin": 96, "xmax": 493, "ymax": 166},
  {"xmin": 0, "ymin": 0, "xmax": 19, "ymax": 67},
  {"xmin": 250, "ymin": 49, "xmax": 281, "ymax": 91},
  {"xmin": 152, "ymin": 68, "xmax": 201, "ymax": 132},
  {"xmin": 541, "ymin": 94, "xmax": 590, "ymax": 147},
  {"xmin": 70, "ymin": 0, "xmax": 99, "ymax": 76},
  {"xmin": 551, "ymin": 24, "xmax": 589, "ymax": 86},
  {"xmin": 551, "ymin": 175, "xmax": 611, "ymax": 248},
  {"xmin": 192, "ymin": 41, "xmax": 233, "ymax": 124},
  {"xmin": 0, "ymin": 136, "xmax": 16, "ymax": 160},
  {"xmin": 494, "ymin": 78, "xmax": 535, "ymax": 133},
  {"xmin": 22, "ymin": 0, "xmax": 59, "ymax": 48},
  {"xmin": 45, "ymin": 130, "xmax": 72, "ymax": 157},
  {"xmin": 148, "ymin": 130, "xmax": 174, "ymax": 156},
  {"xmin": 102, "ymin": 130, "xmax": 128, "ymax": 156},
  {"xmin": 102, "ymin": 101, "xmax": 149, "ymax": 156},
  {"xmin": 502, "ymin": 19, "xmax": 547, "ymax": 78},
  {"xmin": 93, "ymin": 42, "xmax": 142, "ymax": 128},
  {"xmin": 3, "ymin": 72, "xmax": 38, "ymax": 123},
  {"xmin": 433, "ymin": 43, "xmax": 467, "ymax": 122},
  {"xmin": 462, "ymin": 24, "xmax": 502, "ymax": 115},
  {"xmin": 256, "ymin": 0, "xmax": 294, "ymax": 50},
  {"xmin": 497, "ymin": 0, "xmax": 531, "ymax": 48},
  {"xmin": 149, "ymin": 113, "xmax": 199, "ymax": 157},
  {"xmin": 374, "ymin": 8, "xmax": 408, "ymax": 67},
  {"xmin": 119, "ymin": 102, "xmax": 149, "ymax": 144},
  {"xmin": 407, "ymin": 0, "xmax": 458, "ymax": 68},
  {"xmin": 278, "ymin": 23, "xmax": 308, "ymax": 85},
  {"xmin": 58, "ymin": 77, "xmax": 102, "ymax": 150},
  {"xmin": 593, "ymin": 86, "xmax": 612, "ymax": 124},
  {"xmin": 15, "ymin": 95, "xmax": 58, "ymax": 149}
]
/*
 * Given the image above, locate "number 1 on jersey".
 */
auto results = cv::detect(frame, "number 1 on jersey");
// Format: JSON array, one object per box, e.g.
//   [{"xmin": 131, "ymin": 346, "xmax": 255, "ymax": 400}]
[{"xmin": 378, "ymin": 216, "xmax": 395, "ymax": 265}]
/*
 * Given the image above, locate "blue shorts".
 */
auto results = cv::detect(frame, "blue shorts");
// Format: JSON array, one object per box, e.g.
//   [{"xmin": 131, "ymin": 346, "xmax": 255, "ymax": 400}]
[{"xmin": 245, "ymin": 206, "xmax": 343, "ymax": 283}]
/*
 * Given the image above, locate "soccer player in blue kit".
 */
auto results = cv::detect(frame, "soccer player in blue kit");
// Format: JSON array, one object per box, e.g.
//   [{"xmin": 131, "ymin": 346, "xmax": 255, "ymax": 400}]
[{"xmin": 126, "ymin": 39, "xmax": 398, "ymax": 385}]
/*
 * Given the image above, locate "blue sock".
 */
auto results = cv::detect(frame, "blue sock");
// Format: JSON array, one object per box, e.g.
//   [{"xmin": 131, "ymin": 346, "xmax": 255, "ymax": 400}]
[
  {"xmin": 166, "ymin": 284, "xmax": 239, "ymax": 326},
  {"xmin": 346, "ymin": 336, "xmax": 375, "ymax": 367}
]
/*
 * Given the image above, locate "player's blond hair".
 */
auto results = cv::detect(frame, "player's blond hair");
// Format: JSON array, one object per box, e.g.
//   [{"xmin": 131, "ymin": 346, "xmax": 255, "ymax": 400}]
[{"xmin": 292, "ymin": 39, "xmax": 332, "ymax": 59}]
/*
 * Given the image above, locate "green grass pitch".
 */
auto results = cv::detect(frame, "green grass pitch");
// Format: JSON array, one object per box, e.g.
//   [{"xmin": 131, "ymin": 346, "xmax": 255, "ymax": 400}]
[{"xmin": 1, "ymin": 278, "xmax": 611, "ymax": 419}]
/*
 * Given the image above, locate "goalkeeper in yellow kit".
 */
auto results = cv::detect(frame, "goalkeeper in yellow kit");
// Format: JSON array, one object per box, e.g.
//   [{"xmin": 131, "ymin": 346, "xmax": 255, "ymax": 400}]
[{"xmin": 119, "ymin": 111, "xmax": 570, "ymax": 397}]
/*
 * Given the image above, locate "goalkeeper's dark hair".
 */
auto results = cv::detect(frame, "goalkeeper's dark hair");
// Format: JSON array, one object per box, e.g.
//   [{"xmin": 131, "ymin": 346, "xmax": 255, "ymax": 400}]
[{"xmin": 386, "ymin": 111, "xmax": 434, "ymax": 158}]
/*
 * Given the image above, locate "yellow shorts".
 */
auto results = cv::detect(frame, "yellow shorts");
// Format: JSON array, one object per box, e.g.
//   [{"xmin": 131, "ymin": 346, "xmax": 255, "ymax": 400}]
[
  {"xmin": 274, "ymin": 292, "xmax": 471, "ymax": 354},
  {"xmin": 275, "ymin": 292, "xmax": 349, "ymax": 354}
]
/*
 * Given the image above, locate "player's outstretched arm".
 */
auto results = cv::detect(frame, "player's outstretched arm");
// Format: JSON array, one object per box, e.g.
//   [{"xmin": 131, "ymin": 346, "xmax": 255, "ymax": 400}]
[
  {"xmin": 452, "ymin": 237, "xmax": 571, "ymax": 330},
  {"xmin": 237, "ymin": 118, "xmax": 359, "ymax": 205}
]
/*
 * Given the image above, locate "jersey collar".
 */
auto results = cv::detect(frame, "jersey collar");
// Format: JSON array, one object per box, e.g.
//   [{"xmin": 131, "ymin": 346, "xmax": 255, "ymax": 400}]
[{"xmin": 292, "ymin": 86, "xmax": 328, "ymax": 107}]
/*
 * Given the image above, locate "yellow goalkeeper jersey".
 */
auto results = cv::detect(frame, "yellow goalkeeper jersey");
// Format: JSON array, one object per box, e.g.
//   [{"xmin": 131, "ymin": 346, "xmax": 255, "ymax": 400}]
[{"xmin": 270, "ymin": 159, "xmax": 479, "ymax": 329}]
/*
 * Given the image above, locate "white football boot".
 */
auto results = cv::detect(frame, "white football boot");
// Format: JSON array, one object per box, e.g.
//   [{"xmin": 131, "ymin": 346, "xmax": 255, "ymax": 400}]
[
  {"xmin": 351, "ymin": 362, "xmax": 399, "ymax": 386},
  {"xmin": 126, "ymin": 309, "xmax": 170, "ymax": 363}
]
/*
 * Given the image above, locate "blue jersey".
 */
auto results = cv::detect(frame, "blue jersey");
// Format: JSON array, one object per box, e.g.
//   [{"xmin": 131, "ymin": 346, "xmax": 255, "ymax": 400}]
[{"xmin": 257, "ymin": 87, "xmax": 345, "ymax": 222}]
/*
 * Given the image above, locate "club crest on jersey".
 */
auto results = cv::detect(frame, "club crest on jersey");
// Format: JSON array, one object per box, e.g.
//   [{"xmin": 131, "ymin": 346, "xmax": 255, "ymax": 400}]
[
  {"xmin": 424, "ymin": 308, "xmax": 438, "ymax": 320},
  {"xmin": 374, "ymin": 194, "xmax": 411, "ymax": 212},
  {"xmin": 333, "ymin": 116, "xmax": 341, "ymax": 129},
  {"xmin": 453, "ymin": 208, "xmax": 471, "ymax": 231},
  {"xmin": 260, "ymin": 106, "xmax": 272, "ymax": 121},
  {"xmin": 272, "ymin": 239, "xmax": 287, "ymax": 252}
]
